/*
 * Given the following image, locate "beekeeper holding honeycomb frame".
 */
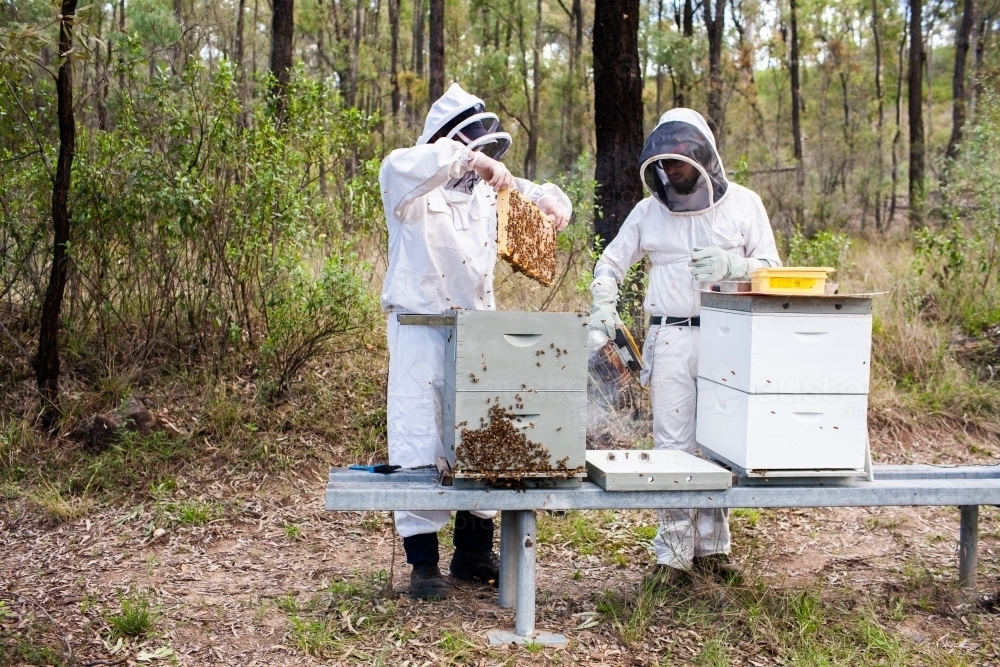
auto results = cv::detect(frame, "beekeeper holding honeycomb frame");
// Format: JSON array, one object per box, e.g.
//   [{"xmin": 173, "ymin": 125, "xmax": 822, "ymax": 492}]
[
  {"xmin": 588, "ymin": 108, "xmax": 781, "ymax": 586},
  {"xmin": 380, "ymin": 83, "xmax": 572, "ymax": 601}
]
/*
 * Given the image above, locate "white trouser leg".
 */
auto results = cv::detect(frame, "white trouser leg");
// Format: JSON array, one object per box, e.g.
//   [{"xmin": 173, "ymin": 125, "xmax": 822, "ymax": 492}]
[
  {"xmin": 386, "ymin": 314, "xmax": 494, "ymax": 539},
  {"xmin": 647, "ymin": 325, "xmax": 730, "ymax": 569}
]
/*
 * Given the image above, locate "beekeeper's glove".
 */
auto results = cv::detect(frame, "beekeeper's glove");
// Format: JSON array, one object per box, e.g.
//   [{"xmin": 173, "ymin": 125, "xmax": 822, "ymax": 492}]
[
  {"xmin": 537, "ymin": 195, "xmax": 571, "ymax": 232},
  {"xmin": 467, "ymin": 151, "xmax": 514, "ymax": 192},
  {"xmin": 589, "ymin": 275, "xmax": 623, "ymax": 340},
  {"xmin": 688, "ymin": 246, "xmax": 755, "ymax": 282}
]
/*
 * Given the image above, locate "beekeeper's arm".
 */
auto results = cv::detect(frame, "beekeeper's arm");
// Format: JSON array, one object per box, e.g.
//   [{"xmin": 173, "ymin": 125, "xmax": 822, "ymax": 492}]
[
  {"xmin": 381, "ymin": 140, "xmax": 514, "ymax": 221},
  {"xmin": 512, "ymin": 178, "xmax": 573, "ymax": 232},
  {"xmin": 588, "ymin": 207, "xmax": 646, "ymax": 339},
  {"xmin": 688, "ymin": 191, "xmax": 782, "ymax": 282}
]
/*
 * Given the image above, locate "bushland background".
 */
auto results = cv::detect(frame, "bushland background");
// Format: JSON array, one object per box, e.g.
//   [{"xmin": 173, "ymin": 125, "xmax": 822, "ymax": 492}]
[{"xmin": 1, "ymin": 0, "xmax": 1000, "ymax": 665}]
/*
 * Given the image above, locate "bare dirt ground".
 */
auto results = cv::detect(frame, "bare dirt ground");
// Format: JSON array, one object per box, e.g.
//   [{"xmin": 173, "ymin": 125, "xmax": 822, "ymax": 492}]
[{"xmin": 3, "ymin": 422, "xmax": 1000, "ymax": 666}]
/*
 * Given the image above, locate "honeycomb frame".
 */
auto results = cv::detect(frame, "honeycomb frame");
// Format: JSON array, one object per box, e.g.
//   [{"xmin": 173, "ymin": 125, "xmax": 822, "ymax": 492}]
[{"xmin": 496, "ymin": 188, "xmax": 557, "ymax": 287}]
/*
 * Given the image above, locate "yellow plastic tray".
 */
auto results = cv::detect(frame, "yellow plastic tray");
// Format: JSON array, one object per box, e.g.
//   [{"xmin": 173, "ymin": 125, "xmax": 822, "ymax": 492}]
[{"xmin": 751, "ymin": 267, "xmax": 835, "ymax": 295}]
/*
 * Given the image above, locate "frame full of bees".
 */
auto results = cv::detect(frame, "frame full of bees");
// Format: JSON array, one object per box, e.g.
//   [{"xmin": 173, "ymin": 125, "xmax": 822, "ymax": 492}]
[
  {"xmin": 496, "ymin": 188, "xmax": 557, "ymax": 286},
  {"xmin": 442, "ymin": 310, "xmax": 589, "ymax": 489}
]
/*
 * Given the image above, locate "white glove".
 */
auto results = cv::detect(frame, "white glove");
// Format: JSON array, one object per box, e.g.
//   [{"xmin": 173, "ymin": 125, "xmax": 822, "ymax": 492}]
[
  {"xmin": 536, "ymin": 195, "xmax": 570, "ymax": 232},
  {"xmin": 589, "ymin": 275, "xmax": 623, "ymax": 339},
  {"xmin": 467, "ymin": 151, "xmax": 514, "ymax": 192},
  {"xmin": 688, "ymin": 246, "xmax": 752, "ymax": 282}
]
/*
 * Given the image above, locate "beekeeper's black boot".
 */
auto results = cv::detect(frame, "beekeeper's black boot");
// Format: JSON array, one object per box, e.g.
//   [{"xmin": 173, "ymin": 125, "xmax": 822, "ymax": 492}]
[
  {"xmin": 403, "ymin": 532, "xmax": 449, "ymax": 600},
  {"xmin": 693, "ymin": 554, "xmax": 744, "ymax": 585},
  {"xmin": 409, "ymin": 564, "xmax": 450, "ymax": 600},
  {"xmin": 450, "ymin": 511, "xmax": 498, "ymax": 586},
  {"xmin": 449, "ymin": 550, "xmax": 500, "ymax": 586}
]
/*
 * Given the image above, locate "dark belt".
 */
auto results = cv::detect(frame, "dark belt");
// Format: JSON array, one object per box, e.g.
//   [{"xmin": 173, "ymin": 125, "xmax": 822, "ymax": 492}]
[{"xmin": 649, "ymin": 316, "xmax": 700, "ymax": 327}]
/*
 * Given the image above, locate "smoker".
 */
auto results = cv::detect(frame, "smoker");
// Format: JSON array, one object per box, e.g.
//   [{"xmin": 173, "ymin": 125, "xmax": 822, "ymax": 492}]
[
  {"xmin": 695, "ymin": 291, "xmax": 873, "ymax": 478},
  {"xmin": 402, "ymin": 310, "xmax": 589, "ymax": 489}
]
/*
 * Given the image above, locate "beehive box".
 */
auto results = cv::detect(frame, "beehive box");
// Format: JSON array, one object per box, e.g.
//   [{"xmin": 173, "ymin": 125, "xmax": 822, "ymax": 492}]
[
  {"xmin": 442, "ymin": 310, "xmax": 589, "ymax": 488},
  {"xmin": 696, "ymin": 379, "xmax": 869, "ymax": 472},
  {"xmin": 697, "ymin": 294, "xmax": 872, "ymax": 394},
  {"xmin": 695, "ymin": 293, "xmax": 873, "ymax": 475}
]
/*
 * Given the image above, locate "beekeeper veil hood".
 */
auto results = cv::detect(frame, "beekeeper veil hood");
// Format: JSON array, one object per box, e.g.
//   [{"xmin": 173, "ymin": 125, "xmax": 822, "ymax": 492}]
[
  {"xmin": 639, "ymin": 108, "xmax": 728, "ymax": 213},
  {"xmin": 418, "ymin": 83, "xmax": 512, "ymax": 160}
]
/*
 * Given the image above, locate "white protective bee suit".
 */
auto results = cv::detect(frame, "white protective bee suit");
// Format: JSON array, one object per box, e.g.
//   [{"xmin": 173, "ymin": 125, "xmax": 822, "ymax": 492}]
[
  {"xmin": 592, "ymin": 108, "xmax": 780, "ymax": 569},
  {"xmin": 381, "ymin": 84, "xmax": 573, "ymax": 539}
]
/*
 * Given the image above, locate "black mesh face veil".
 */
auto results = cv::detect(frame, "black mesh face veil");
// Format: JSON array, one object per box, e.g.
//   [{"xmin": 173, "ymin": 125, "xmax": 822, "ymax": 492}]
[
  {"xmin": 639, "ymin": 120, "xmax": 728, "ymax": 212},
  {"xmin": 431, "ymin": 103, "xmax": 512, "ymax": 160}
]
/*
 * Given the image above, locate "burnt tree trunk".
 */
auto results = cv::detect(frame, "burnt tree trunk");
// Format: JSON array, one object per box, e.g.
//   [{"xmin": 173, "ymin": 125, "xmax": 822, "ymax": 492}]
[
  {"xmin": 946, "ymin": 0, "xmax": 975, "ymax": 163},
  {"xmin": 592, "ymin": 0, "xmax": 644, "ymax": 244},
  {"xmin": 389, "ymin": 0, "xmax": 401, "ymax": 117},
  {"xmin": 429, "ymin": 0, "xmax": 445, "ymax": 102},
  {"xmin": 789, "ymin": 0, "xmax": 805, "ymax": 224},
  {"xmin": 908, "ymin": 0, "xmax": 925, "ymax": 227},
  {"xmin": 36, "ymin": 0, "xmax": 79, "ymax": 427},
  {"xmin": 704, "ymin": 0, "xmax": 726, "ymax": 146},
  {"xmin": 270, "ymin": 0, "xmax": 294, "ymax": 119}
]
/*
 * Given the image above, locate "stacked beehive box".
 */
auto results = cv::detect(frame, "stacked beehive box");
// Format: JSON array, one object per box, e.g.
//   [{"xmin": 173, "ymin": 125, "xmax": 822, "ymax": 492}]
[
  {"xmin": 695, "ymin": 293, "xmax": 873, "ymax": 475},
  {"xmin": 442, "ymin": 310, "xmax": 589, "ymax": 488}
]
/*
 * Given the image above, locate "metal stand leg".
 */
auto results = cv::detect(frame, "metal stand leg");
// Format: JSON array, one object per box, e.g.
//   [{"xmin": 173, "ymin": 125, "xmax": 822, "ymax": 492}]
[
  {"xmin": 515, "ymin": 510, "xmax": 537, "ymax": 637},
  {"xmin": 959, "ymin": 505, "xmax": 979, "ymax": 590},
  {"xmin": 498, "ymin": 510, "xmax": 518, "ymax": 608},
  {"xmin": 487, "ymin": 509, "xmax": 567, "ymax": 647}
]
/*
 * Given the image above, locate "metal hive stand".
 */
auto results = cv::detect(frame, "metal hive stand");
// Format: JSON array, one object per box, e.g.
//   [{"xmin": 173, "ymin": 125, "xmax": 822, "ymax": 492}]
[{"xmin": 326, "ymin": 465, "xmax": 1000, "ymax": 644}]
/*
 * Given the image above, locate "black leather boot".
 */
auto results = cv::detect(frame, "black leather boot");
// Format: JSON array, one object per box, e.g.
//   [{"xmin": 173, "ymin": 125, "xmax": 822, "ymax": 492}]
[
  {"xmin": 409, "ymin": 563, "xmax": 450, "ymax": 600},
  {"xmin": 449, "ymin": 550, "xmax": 500, "ymax": 586},
  {"xmin": 403, "ymin": 532, "xmax": 449, "ymax": 600}
]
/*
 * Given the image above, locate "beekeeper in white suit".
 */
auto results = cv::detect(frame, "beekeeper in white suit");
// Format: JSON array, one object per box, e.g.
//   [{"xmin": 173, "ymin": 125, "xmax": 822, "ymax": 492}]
[
  {"xmin": 589, "ymin": 108, "xmax": 780, "ymax": 585},
  {"xmin": 381, "ymin": 83, "xmax": 572, "ymax": 600}
]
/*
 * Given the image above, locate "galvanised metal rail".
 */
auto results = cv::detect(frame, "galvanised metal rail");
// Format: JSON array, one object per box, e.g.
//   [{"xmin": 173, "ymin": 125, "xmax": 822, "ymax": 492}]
[{"xmin": 326, "ymin": 465, "xmax": 998, "ymax": 644}]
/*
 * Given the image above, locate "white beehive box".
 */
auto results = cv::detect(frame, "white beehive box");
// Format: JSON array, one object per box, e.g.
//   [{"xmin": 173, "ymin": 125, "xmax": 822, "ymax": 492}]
[
  {"xmin": 442, "ymin": 310, "xmax": 589, "ymax": 485},
  {"xmin": 698, "ymin": 295, "xmax": 872, "ymax": 394},
  {"xmin": 585, "ymin": 450, "xmax": 732, "ymax": 491},
  {"xmin": 695, "ymin": 293, "xmax": 873, "ymax": 475},
  {"xmin": 696, "ymin": 379, "xmax": 869, "ymax": 472}
]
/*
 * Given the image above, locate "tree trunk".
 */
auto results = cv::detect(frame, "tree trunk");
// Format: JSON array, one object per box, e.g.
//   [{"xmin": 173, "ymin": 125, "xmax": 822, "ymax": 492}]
[
  {"xmin": 270, "ymin": 0, "xmax": 294, "ymax": 119},
  {"xmin": 36, "ymin": 0, "xmax": 79, "ymax": 427},
  {"xmin": 389, "ymin": 0, "xmax": 400, "ymax": 117},
  {"xmin": 96, "ymin": 5, "xmax": 109, "ymax": 131},
  {"xmin": 592, "ymin": 0, "xmax": 644, "ymax": 244},
  {"xmin": 428, "ymin": 0, "xmax": 444, "ymax": 102},
  {"xmin": 348, "ymin": 0, "xmax": 362, "ymax": 107},
  {"xmin": 908, "ymin": 0, "xmax": 925, "ymax": 227},
  {"xmin": 704, "ymin": 0, "xmax": 726, "ymax": 147},
  {"xmin": 946, "ymin": 0, "xmax": 975, "ymax": 163},
  {"xmin": 872, "ymin": 0, "xmax": 885, "ymax": 231},
  {"xmin": 413, "ymin": 0, "xmax": 425, "ymax": 78},
  {"xmin": 655, "ymin": 0, "xmax": 664, "ymax": 116},
  {"xmin": 789, "ymin": 0, "xmax": 805, "ymax": 224},
  {"xmin": 678, "ymin": 0, "xmax": 694, "ymax": 107},
  {"xmin": 890, "ymin": 11, "xmax": 907, "ymax": 225},
  {"xmin": 118, "ymin": 0, "xmax": 126, "ymax": 90},
  {"xmin": 522, "ymin": 0, "xmax": 542, "ymax": 180}
]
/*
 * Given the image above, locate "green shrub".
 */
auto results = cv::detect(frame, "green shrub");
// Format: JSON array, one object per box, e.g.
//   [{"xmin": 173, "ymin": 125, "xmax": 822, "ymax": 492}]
[{"xmin": 1, "ymin": 59, "xmax": 380, "ymax": 395}]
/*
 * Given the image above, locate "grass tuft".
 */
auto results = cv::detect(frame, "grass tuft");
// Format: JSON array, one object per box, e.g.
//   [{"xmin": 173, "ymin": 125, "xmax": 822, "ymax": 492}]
[{"xmin": 106, "ymin": 590, "xmax": 156, "ymax": 638}]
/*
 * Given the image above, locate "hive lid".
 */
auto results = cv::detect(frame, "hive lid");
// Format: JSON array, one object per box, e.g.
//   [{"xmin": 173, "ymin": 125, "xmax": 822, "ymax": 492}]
[{"xmin": 585, "ymin": 450, "xmax": 732, "ymax": 491}]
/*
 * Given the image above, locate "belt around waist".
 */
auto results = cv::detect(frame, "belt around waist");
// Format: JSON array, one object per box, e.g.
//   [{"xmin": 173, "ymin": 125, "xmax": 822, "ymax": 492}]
[{"xmin": 649, "ymin": 316, "xmax": 700, "ymax": 327}]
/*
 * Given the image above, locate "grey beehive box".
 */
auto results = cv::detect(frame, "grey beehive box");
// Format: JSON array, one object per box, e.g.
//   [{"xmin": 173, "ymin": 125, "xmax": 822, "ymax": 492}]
[{"xmin": 442, "ymin": 310, "xmax": 589, "ymax": 487}]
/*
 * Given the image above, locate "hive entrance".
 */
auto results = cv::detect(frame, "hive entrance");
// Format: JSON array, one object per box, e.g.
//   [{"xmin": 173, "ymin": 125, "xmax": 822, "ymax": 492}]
[{"xmin": 455, "ymin": 402, "xmax": 583, "ymax": 489}]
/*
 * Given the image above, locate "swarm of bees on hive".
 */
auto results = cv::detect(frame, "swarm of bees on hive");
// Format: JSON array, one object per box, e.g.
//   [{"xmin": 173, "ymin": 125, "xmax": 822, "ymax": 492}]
[
  {"xmin": 496, "ymin": 188, "xmax": 557, "ymax": 287},
  {"xmin": 455, "ymin": 402, "xmax": 583, "ymax": 489}
]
